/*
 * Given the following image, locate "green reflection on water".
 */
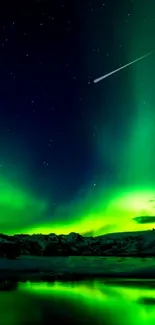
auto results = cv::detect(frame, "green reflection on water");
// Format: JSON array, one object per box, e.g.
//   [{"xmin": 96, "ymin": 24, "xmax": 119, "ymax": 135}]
[{"xmin": 1, "ymin": 280, "xmax": 155, "ymax": 325}]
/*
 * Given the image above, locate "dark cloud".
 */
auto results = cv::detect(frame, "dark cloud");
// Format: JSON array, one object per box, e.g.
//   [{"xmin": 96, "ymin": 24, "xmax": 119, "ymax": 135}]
[
  {"xmin": 133, "ymin": 216, "xmax": 155, "ymax": 224},
  {"xmin": 138, "ymin": 297, "xmax": 155, "ymax": 306}
]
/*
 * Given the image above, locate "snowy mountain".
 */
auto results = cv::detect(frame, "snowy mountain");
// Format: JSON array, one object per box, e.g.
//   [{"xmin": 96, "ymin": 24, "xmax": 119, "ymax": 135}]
[{"xmin": 1, "ymin": 230, "xmax": 155, "ymax": 258}]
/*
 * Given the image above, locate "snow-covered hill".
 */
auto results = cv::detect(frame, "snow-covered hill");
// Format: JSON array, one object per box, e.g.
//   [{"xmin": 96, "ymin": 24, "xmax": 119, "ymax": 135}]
[{"xmin": 1, "ymin": 230, "xmax": 155, "ymax": 257}]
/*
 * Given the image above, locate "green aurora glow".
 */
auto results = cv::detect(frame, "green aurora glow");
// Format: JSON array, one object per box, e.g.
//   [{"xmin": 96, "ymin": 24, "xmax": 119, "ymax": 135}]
[
  {"xmin": 17, "ymin": 281, "xmax": 155, "ymax": 325},
  {"xmin": 2, "ymin": 280, "xmax": 155, "ymax": 325},
  {"xmin": 1, "ymin": 173, "xmax": 155, "ymax": 236},
  {"xmin": 1, "ymin": 4, "xmax": 155, "ymax": 236}
]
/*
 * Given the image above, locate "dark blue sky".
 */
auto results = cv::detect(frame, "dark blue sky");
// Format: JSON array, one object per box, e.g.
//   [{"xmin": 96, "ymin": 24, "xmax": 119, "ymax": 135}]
[
  {"xmin": 0, "ymin": 0, "xmax": 99, "ymax": 202},
  {"xmin": 0, "ymin": 0, "xmax": 120, "ymax": 202}
]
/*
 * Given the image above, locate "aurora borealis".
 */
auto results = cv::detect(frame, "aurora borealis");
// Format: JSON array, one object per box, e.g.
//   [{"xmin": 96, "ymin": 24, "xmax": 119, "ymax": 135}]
[
  {"xmin": 2, "ymin": 178, "xmax": 155, "ymax": 236},
  {"xmin": 1, "ymin": 0, "xmax": 155, "ymax": 236}
]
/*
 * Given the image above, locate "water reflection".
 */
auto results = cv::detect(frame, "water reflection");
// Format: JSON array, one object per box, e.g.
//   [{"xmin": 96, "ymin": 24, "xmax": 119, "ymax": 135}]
[{"xmin": 1, "ymin": 279, "xmax": 155, "ymax": 324}]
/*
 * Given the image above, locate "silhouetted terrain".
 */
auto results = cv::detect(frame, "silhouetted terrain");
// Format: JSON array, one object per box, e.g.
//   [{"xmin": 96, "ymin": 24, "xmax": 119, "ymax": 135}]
[{"xmin": 1, "ymin": 230, "xmax": 155, "ymax": 258}]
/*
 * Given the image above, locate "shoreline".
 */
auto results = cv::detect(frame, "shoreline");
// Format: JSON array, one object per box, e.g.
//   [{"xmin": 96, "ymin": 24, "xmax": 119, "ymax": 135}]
[{"xmin": 0, "ymin": 256, "xmax": 155, "ymax": 287}]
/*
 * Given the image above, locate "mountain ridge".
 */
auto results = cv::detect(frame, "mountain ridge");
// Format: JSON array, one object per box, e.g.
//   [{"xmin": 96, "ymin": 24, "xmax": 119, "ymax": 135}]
[{"xmin": 1, "ymin": 229, "xmax": 155, "ymax": 258}]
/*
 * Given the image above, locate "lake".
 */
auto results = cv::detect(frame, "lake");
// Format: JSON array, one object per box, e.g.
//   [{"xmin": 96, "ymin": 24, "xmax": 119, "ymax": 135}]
[{"xmin": 1, "ymin": 279, "xmax": 155, "ymax": 325}]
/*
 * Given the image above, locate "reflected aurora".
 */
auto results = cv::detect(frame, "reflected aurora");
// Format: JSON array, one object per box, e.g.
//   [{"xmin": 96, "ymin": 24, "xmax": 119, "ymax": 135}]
[{"xmin": 18, "ymin": 280, "xmax": 155, "ymax": 325}]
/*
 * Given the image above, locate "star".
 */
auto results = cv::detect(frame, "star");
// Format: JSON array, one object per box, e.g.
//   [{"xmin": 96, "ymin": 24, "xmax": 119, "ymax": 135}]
[{"xmin": 43, "ymin": 161, "xmax": 49, "ymax": 166}]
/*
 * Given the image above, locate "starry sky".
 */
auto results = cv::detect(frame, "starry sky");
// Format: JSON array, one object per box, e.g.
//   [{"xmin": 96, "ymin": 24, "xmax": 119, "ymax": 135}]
[{"xmin": 1, "ymin": 0, "xmax": 155, "ymax": 236}]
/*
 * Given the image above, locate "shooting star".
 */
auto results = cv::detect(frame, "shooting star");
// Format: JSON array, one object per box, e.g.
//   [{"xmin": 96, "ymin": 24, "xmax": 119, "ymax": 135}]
[{"xmin": 93, "ymin": 51, "xmax": 154, "ymax": 83}]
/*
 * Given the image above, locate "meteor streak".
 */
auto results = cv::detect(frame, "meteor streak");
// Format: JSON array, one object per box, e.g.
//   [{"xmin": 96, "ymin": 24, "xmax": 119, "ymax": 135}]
[{"xmin": 93, "ymin": 51, "xmax": 153, "ymax": 83}]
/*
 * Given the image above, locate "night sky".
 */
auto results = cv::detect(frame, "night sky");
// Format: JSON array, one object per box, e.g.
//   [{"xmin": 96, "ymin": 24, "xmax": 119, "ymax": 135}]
[{"xmin": 1, "ymin": 0, "xmax": 155, "ymax": 236}]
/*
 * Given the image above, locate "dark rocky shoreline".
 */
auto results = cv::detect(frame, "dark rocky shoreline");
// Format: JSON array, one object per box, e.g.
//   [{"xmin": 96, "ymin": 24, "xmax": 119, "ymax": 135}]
[{"xmin": 0, "ymin": 254, "xmax": 155, "ymax": 289}]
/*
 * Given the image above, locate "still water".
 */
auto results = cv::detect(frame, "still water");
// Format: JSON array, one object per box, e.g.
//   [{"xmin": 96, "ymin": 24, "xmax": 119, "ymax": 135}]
[{"xmin": 1, "ymin": 279, "xmax": 155, "ymax": 325}]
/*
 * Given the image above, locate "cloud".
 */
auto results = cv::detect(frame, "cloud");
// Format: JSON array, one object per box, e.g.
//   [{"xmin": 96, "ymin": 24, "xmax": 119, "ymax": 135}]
[{"xmin": 133, "ymin": 216, "xmax": 155, "ymax": 224}]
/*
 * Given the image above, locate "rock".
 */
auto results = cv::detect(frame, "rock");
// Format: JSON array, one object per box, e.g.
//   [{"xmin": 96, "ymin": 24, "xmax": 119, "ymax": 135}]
[
  {"xmin": 0, "ymin": 240, "xmax": 20, "ymax": 259},
  {"xmin": 39, "ymin": 272, "xmax": 56, "ymax": 281},
  {"xmin": 0, "ymin": 280, "xmax": 17, "ymax": 291}
]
